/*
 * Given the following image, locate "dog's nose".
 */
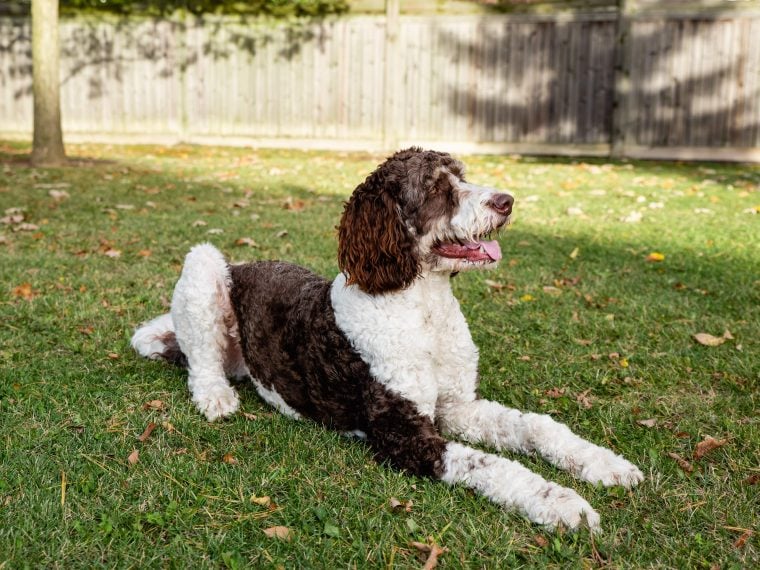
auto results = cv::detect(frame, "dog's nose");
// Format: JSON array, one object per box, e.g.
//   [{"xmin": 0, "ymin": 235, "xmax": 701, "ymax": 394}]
[{"xmin": 487, "ymin": 193, "xmax": 514, "ymax": 215}]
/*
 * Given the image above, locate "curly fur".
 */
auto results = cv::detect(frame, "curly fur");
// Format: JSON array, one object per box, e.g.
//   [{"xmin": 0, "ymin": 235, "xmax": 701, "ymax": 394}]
[{"xmin": 131, "ymin": 148, "xmax": 643, "ymax": 532}]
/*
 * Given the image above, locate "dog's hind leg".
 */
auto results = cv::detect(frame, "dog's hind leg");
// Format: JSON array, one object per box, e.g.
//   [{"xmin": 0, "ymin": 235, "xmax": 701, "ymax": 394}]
[
  {"xmin": 171, "ymin": 243, "xmax": 241, "ymax": 421},
  {"xmin": 365, "ymin": 383, "xmax": 599, "ymax": 531},
  {"xmin": 437, "ymin": 399, "xmax": 644, "ymax": 488},
  {"xmin": 131, "ymin": 313, "xmax": 187, "ymax": 367}
]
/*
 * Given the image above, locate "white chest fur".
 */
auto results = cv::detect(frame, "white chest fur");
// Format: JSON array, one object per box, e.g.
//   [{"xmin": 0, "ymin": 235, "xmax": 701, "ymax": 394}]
[{"xmin": 331, "ymin": 273, "xmax": 480, "ymax": 419}]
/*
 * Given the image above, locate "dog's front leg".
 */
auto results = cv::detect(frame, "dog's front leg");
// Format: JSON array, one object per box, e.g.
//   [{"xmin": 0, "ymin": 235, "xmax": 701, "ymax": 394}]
[
  {"xmin": 437, "ymin": 399, "xmax": 644, "ymax": 488},
  {"xmin": 366, "ymin": 384, "xmax": 600, "ymax": 532}
]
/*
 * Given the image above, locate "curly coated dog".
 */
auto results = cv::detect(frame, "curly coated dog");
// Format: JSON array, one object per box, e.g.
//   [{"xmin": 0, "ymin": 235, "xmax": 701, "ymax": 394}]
[{"xmin": 132, "ymin": 148, "xmax": 643, "ymax": 531}]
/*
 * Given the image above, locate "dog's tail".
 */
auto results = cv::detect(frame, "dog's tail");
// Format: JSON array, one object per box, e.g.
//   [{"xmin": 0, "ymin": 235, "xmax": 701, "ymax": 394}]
[{"xmin": 131, "ymin": 313, "xmax": 188, "ymax": 368}]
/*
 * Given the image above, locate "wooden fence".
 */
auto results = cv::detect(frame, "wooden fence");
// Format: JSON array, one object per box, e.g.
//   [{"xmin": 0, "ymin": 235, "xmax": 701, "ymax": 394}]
[{"xmin": 1, "ymin": 5, "xmax": 759, "ymax": 160}]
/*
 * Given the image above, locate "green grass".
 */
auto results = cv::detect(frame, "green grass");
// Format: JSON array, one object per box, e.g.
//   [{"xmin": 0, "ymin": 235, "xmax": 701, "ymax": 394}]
[{"xmin": 1, "ymin": 141, "xmax": 758, "ymax": 569}]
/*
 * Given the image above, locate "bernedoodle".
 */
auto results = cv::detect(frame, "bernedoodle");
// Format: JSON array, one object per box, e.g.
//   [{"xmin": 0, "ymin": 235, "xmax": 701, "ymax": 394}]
[{"xmin": 131, "ymin": 148, "xmax": 643, "ymax": 531}]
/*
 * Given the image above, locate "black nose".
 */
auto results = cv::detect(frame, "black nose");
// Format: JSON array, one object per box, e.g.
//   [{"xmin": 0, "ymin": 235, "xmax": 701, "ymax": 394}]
[{"xmin": 487, "ymin": 193, "xmax": 514, "ymax": 215}]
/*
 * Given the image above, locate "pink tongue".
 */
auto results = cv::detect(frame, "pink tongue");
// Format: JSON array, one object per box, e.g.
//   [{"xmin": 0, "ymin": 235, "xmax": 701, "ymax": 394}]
[{"xmin": 477, "ymin": 240, "xmax": 502, "ymax": 261}]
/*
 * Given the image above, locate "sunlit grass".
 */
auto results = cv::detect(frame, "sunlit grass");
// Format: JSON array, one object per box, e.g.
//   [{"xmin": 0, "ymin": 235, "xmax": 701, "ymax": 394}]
[{"xmin": 1, "ymin": 141, "xmax": 758, "ymax": 568}]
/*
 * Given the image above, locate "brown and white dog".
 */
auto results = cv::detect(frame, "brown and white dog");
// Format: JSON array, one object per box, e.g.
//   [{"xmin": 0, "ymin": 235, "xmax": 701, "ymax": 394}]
[{"xmin": 132, "ymin": 148, "xmax": 643, "ymax": 531}]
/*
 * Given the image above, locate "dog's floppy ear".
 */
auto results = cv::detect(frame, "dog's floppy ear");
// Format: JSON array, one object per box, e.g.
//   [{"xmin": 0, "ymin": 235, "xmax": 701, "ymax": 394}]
[{"xmin": 338, "ymin": 185, "xmax": 419, "ymax": 295}]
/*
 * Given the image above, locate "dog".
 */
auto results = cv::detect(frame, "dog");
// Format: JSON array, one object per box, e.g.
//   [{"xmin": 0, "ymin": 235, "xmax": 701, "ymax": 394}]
[{"xmin": 131, "ymin": 148, "xmax": 643, "ymax": 531}]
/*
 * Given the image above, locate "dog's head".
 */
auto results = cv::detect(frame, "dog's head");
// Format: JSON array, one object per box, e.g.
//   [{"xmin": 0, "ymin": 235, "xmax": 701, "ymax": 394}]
[{"xmin": 338, "ymin": 148, "xmax": 513, "ymax": 295}]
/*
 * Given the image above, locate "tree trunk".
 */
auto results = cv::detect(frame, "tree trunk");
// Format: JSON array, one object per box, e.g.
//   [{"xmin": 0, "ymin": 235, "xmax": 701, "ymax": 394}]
[{"xmin": 30, "ymin": 0, "xmax": 66, "ymax": 166}]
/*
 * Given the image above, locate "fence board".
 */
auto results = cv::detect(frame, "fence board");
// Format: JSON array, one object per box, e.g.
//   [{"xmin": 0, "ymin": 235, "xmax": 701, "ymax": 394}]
[{"xmin": 0, "ymin": 11, "xmax": 758, "ymax": 160}]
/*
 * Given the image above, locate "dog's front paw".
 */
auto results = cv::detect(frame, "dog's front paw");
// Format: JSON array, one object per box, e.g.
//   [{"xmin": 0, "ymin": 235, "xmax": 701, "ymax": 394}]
[
  {"xmin": 529, "ymin": 483, "xmax": 601, "ymax": 532},
  {"xmin": 579, "ymin": 448, "xmax": 644, "ymax": 488},
  {"xmin": 193, "ymin": 384, "xmax": 240, "ymax": 421}
]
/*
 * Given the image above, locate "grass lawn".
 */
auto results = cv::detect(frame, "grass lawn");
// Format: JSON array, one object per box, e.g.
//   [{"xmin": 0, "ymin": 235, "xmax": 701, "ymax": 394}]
[{"xmin": 1, "ymin": 141, "xmax": 758, "ymax": 569}]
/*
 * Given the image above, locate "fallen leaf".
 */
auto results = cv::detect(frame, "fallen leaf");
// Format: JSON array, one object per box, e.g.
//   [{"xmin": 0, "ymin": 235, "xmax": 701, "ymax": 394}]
[
  {"xmin": 569, "ymin": 247, "xmax": 579, "ymax": 259},
  {"xmin": 276, "ymin": 230, "xmax": 288, "ymax": 238},
  {"xmin": 283, "ymin": 197, "xmax": 306, "ymax": 211},
  {"xmin": 11, "ymin": 282, "xmax": 36, "ymax": 300},
  {"xmin": 161, "ymin": 421, "xmax": 175, "ymax": 433},
  {"xmin": 744, "ymin": 474, "xmax": 759, "ymax": 486},
  {"xmin": 222, "ymin": 453, "xmax": 237, "ymax": 464},
  {"xmin": 637, "ymin": 418, "xmax": 657, "ymax": 428},
  {"xmin": 733, "ymin": 529, "xmax": 753, "ymax": 549},
  {"xmin": 13, "ymin": 223, "xmax": 40, "ymax": 232},
  {"xmin": 107, "ymin": 352, "xmax": 120, "ymax": 360},
  {"xmin": 207, "ymin": 228, "xmax": 224, "ymax": 235},
  {"xmin": 142, "ymin": 400, "xmax": 165, "ymax": 411},
  {"xmin": 137, "ymin": 249, "xmax": 152, "ymax": 257},
  {"xmin": 693, "ymin": 333, "xmax": 726, "ymax": 347},
  {"xmin": 102, "ymin": 248, "xmax": 121, "ymax": 258},
  {"xmin": 646, "ymin": 252, "xmax": 665, "ymax": 262},
  {"xmin": 542, "ymin": 286, "xmax": 562, "ymax": 295},
  {"xmin": 389, "ymin": 497, "xmax": 413, "ymax": 513},
  {"xmin": 694, "ymin": 436, "xmax": 727, "ymax": 459},
  {"xmin": 137, "ymin": 422, "xmax": 157, "ymax": 442},
  {"xmin": 0, "ymin": 214, "xmax": 24, "ymax": 224},
  {"xmin": 520, "ymin": 294, "xmax": 534, "ymax": 302},
  {"xmin": 533, "ymin": 535, "xmax": 549, "ymax": 547},
  {"xmin": 115, "ymin": 204, "xmax": 134, "ymax": 210},
  {"xmin": 518, "ymin": 355, "xmax": 531, "ymax": 361},
  {"xmin": 576, "ymin": 389, "xmax": 593, "ymax": 409},
  {"xmin": 242, "ymin": 412, "xmax": 257, "ymax": 421},
  {"xmin": 410, "ymin": 540, "xmax": 448, "ymax": 570},
  {"xmin": 192, "ymin": 220, "xmax": 207, "ymax": 227},
  {"xmin": 235, "ymin": 237, "xmax": 258, "ymax": 247},
  {"xmin": 575, "ymin": 339, "xmax": 593, "ymax": 346},
  {"xmin": 263, "ymin": 526, "xmax": 291, "ymax": 540},
  {"xmin": 566, "ymin": 207, "xmax": 584, "ymax": 216},
  {"xmin": 49, "ymin": 189, "xmax": 70, "ymax": 201},
  {"xmin": 250, "ymin": 495, "xmax": 271, "ymax": 507},
  {"xmin": 484, "ymin": 279, "xmax": 505, "ymax": 290},
  {"xmin": 127, "ymin": 449, "xmax": 139, "ymax": 465},
  {"xmin": 544, "ymin": 387, "xmax": 566, "ymax": 398},
  {"xmin": 667, "ymin": 452, "xmax": 694, "ymax": 473}
]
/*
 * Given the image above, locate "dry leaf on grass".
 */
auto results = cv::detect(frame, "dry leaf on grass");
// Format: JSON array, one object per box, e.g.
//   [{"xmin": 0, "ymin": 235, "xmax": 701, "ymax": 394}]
[
  {"xmin": 127, "ymin": 449, "xmax": 139, "ymax": 465},
  {"xmin": 484, "ymin": 279, "xmax": 506, "ymax": 291},
  {"xmin": 143, "ymin": 400, "xmax": 166, "ymax": 411},
  {"xmin": 694, "ymin": 436, "xmax": 727, "ymax": 459},
  {"xmin": 733, "ymin": 529, "xmax": 753, "ymax": 549},
  {"xmin": 102, "ymin": 248, "xmax": 121, "ymax": 258},
  {"xmin": 222, "ymin": 453, "xmax": 237, "ymax": 464},
  {"xmin": 533, "ymin": 535, "xmax": 549, "ymax": 547},
  {"xmin": 389, "ymin": 497, "xmax": 413, "ymax": 513},
  {"xmin": 410, "ymin": 541, "xmax": 448, "ymax": 570},
  {"xmin": 11, "ymin": 283, "xmax": 36, "ymax": 301},
  {"xmin": 667, "ymin": 452, "xmax": 694, "ymax": 473},
  {"xmin": 637, "ymin": 418, "xmax": 657, "ymax": 428},
  {"xmin": 646, "ymin": 252, "xmax": 665, "ymax": 262},
  {"xmin": 693, "ymin": 332, "xmax": 729, "ymax": 347},
  {"xmin": 743, "ymin": 474, "xmax": 759, "ymax": 486},
  {"xmin": 544, "ymin": 387, "xmax": 566, "ymax": 398},
  {"xmin": 250, "ymin": 495, "xmax": 271, "ymax": 507},
  {"xmin": 14, "ymin": 223, "xmax": 40, "ymax": 232},
  {"xmin": 137, "ymin": 249, "xmax": 152, "ymax": 257},
  {"xmin": 137, "ymin": 422, "xmax": 157, "ymax": 442},
  {"xmin": 235, "ymin": 237, "xmax": 258, "ymax": 247},
  {"xmin": 263, "ymin": 526, "xmax": 291, "ymax": 540},
  {"xmin": 242, "ymin": 412, "xmax": 257, "ymax": 421},
  {"xmin": 576, "ymin": 389, "xmax": 593, "ymax": 409}
]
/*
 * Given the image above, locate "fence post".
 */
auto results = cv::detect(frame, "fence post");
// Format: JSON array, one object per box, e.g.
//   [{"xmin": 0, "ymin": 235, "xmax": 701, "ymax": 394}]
[
  {"xmin": 383, "ymin": 0, "xmax": 400, "ymax": 150},
  {"xmin": 611, "ymin": 0, "xmax": 634, "ymax": 158}
]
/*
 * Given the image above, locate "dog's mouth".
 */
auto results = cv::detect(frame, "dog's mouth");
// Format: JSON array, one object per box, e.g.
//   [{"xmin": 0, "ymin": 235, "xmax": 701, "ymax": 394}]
[{"xmin": 432, "ymin": 238, "xmax": 502, "ymax": 263}]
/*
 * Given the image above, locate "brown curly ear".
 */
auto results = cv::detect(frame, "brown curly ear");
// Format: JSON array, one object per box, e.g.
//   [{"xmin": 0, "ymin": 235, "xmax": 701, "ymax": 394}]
[{"xmin": 338, "ymin": 188, "xmax": 419, "ymax": 295}]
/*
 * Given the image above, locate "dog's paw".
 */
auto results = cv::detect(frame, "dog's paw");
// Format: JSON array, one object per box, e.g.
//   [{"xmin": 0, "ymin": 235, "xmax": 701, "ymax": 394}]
[
  {"xmin": 579, "ymin": 449, "xmax": 644, "ymax": 488},
  {"xmin": 193, "ymin": 384, "xmax": 240, "ymax": 421},
  {"xmin": 529, "ymin": 483, "xmax": 601, "ymax": 532}
]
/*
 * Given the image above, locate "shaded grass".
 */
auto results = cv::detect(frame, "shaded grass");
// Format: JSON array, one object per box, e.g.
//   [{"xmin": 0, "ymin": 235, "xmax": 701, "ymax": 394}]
[{"xmin": 1, "ymin": 141, "xmax": 758, "ymax": 568}]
